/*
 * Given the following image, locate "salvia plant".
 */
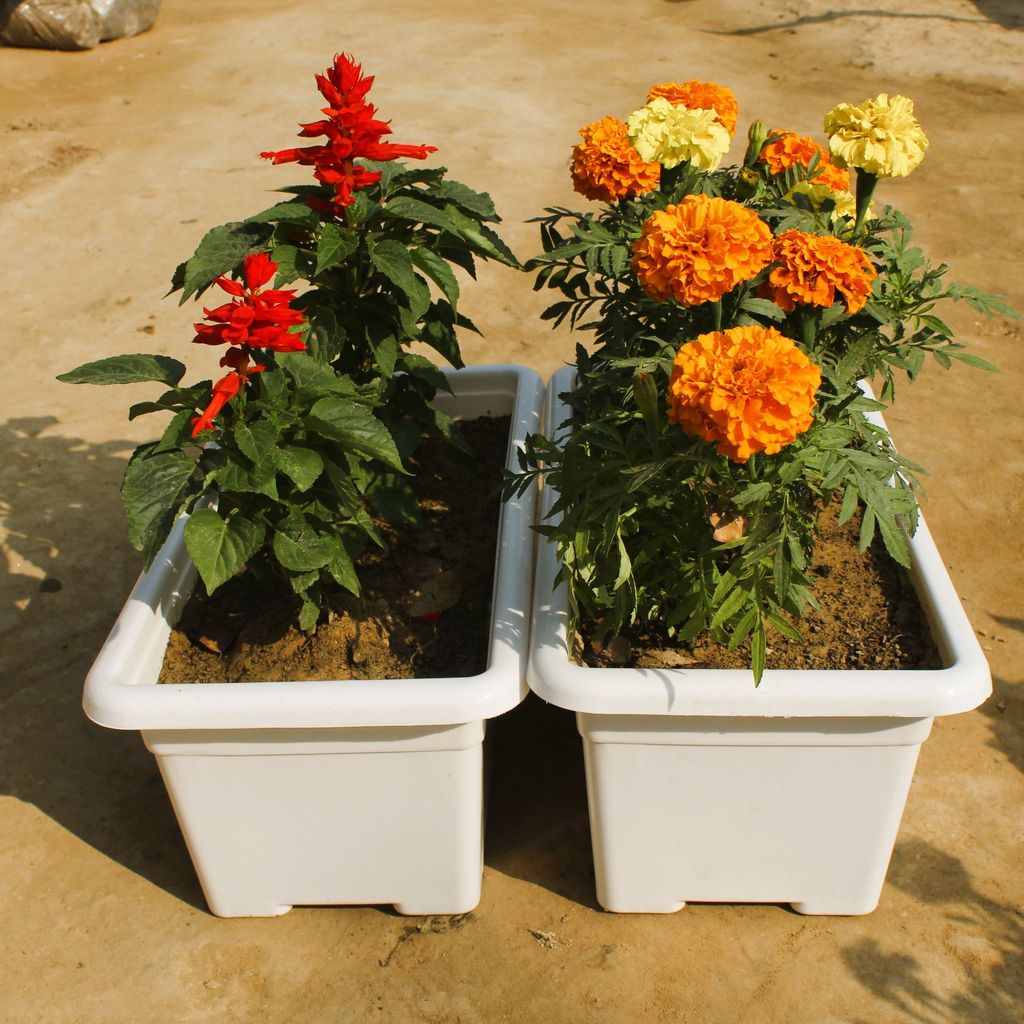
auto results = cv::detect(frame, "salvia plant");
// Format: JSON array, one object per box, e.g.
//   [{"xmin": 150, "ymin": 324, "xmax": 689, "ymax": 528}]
[
  {"xmin": 507, "ymin": 83, "xmax": 1015, "ymax": 680},
  {"xmin": 59, "ymin": 53, "xmax": 518, "ymax": 630}
]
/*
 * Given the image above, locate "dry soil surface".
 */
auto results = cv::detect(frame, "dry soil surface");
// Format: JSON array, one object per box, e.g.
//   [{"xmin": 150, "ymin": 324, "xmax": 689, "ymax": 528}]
[{"xmin": 1, "ymin": 1, "xmax": 1023, "ymax": 1022}]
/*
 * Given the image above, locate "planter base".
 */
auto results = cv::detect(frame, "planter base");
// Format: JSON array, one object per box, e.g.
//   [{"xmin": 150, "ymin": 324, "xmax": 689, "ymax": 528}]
[
  {"xmin": 145, "ymin": 722, "xmax": 485, "ymax": 917},
  {"xmin": 580, "ymin": 713, "xmax": 931, "ymax": 915}
]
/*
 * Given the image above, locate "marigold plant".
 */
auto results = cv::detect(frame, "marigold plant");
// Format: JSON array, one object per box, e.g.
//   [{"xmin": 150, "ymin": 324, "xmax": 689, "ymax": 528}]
[
  {"xmin": 647, "ymin": 80, "xmax": 740, "ymax": 136},
  {"xmin": 60, "ymin": 52, "xmax": 519, "ymax": 631},
  {"xmin": 759, "ymin": 129, "xmax": 850, "ymax": 193},
  {"xmin": 631, "ymin": 196, "xmax": 773, "ymax": 306},
  {"xmin": 766, "ymin": 229, "xmax": 876, "ymax": 314},
  {"xmin": 570, "ymin": 116, "xmax": 660, "ymax": 203},
  {"xmin": 626, "ymin": 99, "xmax": 731, "ymax": 172},
  {"xmin": 508, "ymin": 80, "xmax": 1015, "ymax": 681},
  {"xmin": 667, "ymin": 326, "xmax": 821, "ymax": 463}
]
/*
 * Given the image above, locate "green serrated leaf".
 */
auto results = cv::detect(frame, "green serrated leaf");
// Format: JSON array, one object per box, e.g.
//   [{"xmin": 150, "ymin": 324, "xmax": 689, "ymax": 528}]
[
  {"xmin": 179, "ymin": 222, "xmax": 272, "ymax": 302},
  {"xmin": 383, "ymin": 195, "xmax": 457, "ymax": 233},
  {"xmin": 315, "ymin": 222, "xmax": 359, "ymax": 275},
  {"xmin": 184, "ymin": 509, "xmax": 265, "ymax": 593},
  {"xmin": 307, "ymin": 398, "xmax": 405, "ymax": 471},
  {"xmin": 234, "ymin": 418, "xmax": 279, "ymax": 465},
  {"xmin": 245, "ymin": 201, "xmax": 318, "ymax": 226},
  {"xmin": 324, "ymin": 535, "xmax": 360, "ymax": 596},
  {"xmin": 121, "ymin": 447, "xmax": 197, "ymax": 555},
  {"xmin": 442, "ymin": 205, "xmax": 519, "ymax": 267},
  {"xmin": 431, "ymin": 179, "xmax": 497, "ymax": 219},
  {"xmin": 58, "ymin": 354, "xmax": 186, "ymax": 387},
  {"xmin": 277, "ymin": 447, "xmax": 324, "ymax": 491},
  {"xmin": 369, "ymin": 237, "xmax": 418, "ymax": 296},
  {"xmin": 411, "ymin": 246, "xmax": 460, "ymax": 307},
  {"xmin": 272, "ymin": 520, "xmax": 333, "ymax": 572}
]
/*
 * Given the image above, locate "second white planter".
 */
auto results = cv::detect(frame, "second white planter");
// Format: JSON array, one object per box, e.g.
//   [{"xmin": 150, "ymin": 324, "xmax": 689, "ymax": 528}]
[
  {"xmin": 84, "ymin": 365, "xmax": 543, "ymax": 917},
  {"xmin": 528, "ymin": 366, "xmax": 991, "ymax": 915}
]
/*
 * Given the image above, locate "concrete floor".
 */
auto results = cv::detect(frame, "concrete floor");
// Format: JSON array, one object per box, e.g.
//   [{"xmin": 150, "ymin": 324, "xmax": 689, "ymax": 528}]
[{"xmin": 1, "ymin": 1, "xmax": 1022, "ymax": 1021}]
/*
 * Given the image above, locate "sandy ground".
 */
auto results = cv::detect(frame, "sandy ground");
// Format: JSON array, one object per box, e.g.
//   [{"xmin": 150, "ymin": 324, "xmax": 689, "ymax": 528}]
[{"xmin": 1, "ymin": 0, "xmax": 1022, "ymax": 1021}]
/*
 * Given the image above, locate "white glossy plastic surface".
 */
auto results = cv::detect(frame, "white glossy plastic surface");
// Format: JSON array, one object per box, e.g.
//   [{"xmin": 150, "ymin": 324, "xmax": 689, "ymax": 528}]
[
  {"xmin": 85, "ymin": 365, "xmax": 543, "ymax": 731},
  {"xmin": 528, "ymin": 366, "xmax": 992, "ymax": 915},
  {"xmin": 82, "ymin": 365, "xmax": 543, "ymax": 916},
  {"xmin": 529, "ymin": 366, "xmax": 991, "ymax": 719}
]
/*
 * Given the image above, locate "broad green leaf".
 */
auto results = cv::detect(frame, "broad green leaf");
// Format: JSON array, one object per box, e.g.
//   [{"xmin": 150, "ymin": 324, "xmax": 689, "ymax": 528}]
[
  {"xmin": 365, "ymin": 472, "xmax": 423, "ymax": 527},
  {"xmin": 245, "ymin": 201, "xmax": 318, "ymax": 226},
  {"xmin": 279, "ymin": 352, "xmax": 359, "ymax": 398},
  {"xmin": 307, "ymin": 398, "xmax": 405, "ymax": 471},
  {"xmin": 121, "ymin": 447, "xmax": 197, "ymax": 554},
  {"xmin": 184, "ymin": 509, "xmax": 265, "ymax": 594},
  {"xmin": 402, "ymin": 353, "xmax": 452, "ymax": 392},
  {"xmin": 272, "ymin": 520, "xmax": 333, "ymax": 572},
  {"xmin": 432, "ymin": 179, "xmax": 497, "ymax": 219},
  {"xmin": 57, "ymin": 354, "xmax": 186, "ymax": 387},
  {"xmin": 298, "ymin": 593, "xmax": 321, "ymax": 631},
  {"xmin": 234, "ymin": 418, "xmax": 279, "ymax": 465},
  {"xmin": 315, "ymin": 222, "xmax": 359, "ymax": 275},
  {"xmin": 366, "ymin": 324, "xmax": 399, "ymax": 377},
  {"xmin": 270, "ymin": 242, "xmax": 315, "ymax": 285},
  {"xmin": 212, "ymin": 458, "xmax": 279, "ymax": 498},
  {"xmin": 442, "ymin": 205, "xmax": 519, "ymax": 267},
  {"xmin": 324, "ymin": 535, "xmax": 360, "ymax": 595},
  {"xmin": 277, "ymin": 446, "xmax": 324, "ymax": 491},
  {"xmin": 179, "ymin": 222, "xmax": 272, "ymax": 302},
  {"xmin": 369, "ymin": 238, "xmax": 418, "ymax": 301},
  {"xmin": 411, "ymin": 246, "xmax": 460, "ymax": 307},
  {"xmin": 383, "ymin": 195, "xmax": 457, "ymax": 233}
]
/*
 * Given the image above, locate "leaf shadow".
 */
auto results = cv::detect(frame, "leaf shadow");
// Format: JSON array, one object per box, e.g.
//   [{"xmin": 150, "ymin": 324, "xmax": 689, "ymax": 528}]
[
  {"xmin": 0, "ymin": 416, "xmax": 206, "ymax": 911},
  {"xmin": 841, "ymin": 838, "xmax": 1024, "ymax": 1023}
]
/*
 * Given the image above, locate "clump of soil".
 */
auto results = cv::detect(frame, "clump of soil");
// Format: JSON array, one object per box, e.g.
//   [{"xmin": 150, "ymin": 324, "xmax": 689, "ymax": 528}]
[
  {"xmin": 159, "ymin": 416, "xmax": 510, "ymax": 683},
  {"xmin": 582, "ymin": 502, "xmax": 943, "ymax": 671}
]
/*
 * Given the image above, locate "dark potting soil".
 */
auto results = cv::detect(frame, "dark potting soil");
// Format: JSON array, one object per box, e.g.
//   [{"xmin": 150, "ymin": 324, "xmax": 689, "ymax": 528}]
[
  {"xmin": 582, "ymin": 502, "xmax": 944, "ymax": 671},
  {"xmin": 158, "ymin": 416, "xmax": 510, "ymax": 684}
]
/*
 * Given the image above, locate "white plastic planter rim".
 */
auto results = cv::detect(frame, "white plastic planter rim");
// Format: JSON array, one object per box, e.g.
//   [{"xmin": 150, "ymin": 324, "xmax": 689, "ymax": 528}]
[
  {"xmin": 84, "ymin": 364, "xmax": 544, "ymax": 731},
  {"xmin": 527, "ymin": 366, "xmax": 991, "ymax": 719}
]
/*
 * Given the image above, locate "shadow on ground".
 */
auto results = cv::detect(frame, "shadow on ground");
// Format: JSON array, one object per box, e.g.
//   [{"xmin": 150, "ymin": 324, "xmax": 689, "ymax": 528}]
[
  {"xmin": 843, "ymin": 838, "xmax": 1024, "ymax": 1023},
  {"xmin": 693, "ymin": 6, "xmax": 1016, "ymax": 36},
  {"xmin": 485, "ymin": 692, "xmax": 600, "ymax": 910},
  {"xmin": 0, "ymin": 416, "xmax": 206, "ymax": 911}
]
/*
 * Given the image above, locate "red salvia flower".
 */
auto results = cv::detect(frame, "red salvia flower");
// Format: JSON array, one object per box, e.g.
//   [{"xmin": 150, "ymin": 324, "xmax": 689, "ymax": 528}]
[
  {"xmin": 190, "ymin": 350, "xmax": 266, "ymax": 438},
  {"xmin": 260, "ymin": 53, "xmax": 437, "ymax": 211},
  {"xmin": 193, "ymin": 253, "xmax": 307, "ymax": 353}
]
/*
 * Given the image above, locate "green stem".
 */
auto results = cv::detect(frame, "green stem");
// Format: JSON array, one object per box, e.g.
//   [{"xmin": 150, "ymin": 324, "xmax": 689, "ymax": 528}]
[
  {"xmin": 800, "ymin": 309, "xmax": 817, "ymax": 351},
  {"xmin": 712, "ymin": 299, "xmax": 723, "ymax": 332},
  {"xmin": 853, "ymin": 169, "xmax": 879, "ymax": 234}
]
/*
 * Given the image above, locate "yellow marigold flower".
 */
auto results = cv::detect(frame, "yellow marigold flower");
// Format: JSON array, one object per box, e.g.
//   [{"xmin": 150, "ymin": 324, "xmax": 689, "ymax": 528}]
[
  {"xmin": 569, "ymin": 116, "xmax": 661, "ymax": 203},
  {"xmin": 767, "ymin": 229, "xmax": 877, "ymax": 313},
  {"xmin": 823, "ymin": 94, "xmax": 928, "ymax": 178},
  {"xmin": 626, "ymin": 98, "xmax": 731, "ymax": 171},
  {"xmin": 667, "ymin": 326, "xmax": 821, "ymax": 463},
  {"xmin": 789, "ymin": 181, "xmax": 861, "ymax": 225},
  {"xmin": 759, "ymin": 129, "xmax": 851, "ymax": 192},
  {"xmin": 647, "ymin": 80, "xmax": 740, "ymax": 136},
  {"xmin": 631, "ymin": 195, "xmax": 773, "ymax": 306}
]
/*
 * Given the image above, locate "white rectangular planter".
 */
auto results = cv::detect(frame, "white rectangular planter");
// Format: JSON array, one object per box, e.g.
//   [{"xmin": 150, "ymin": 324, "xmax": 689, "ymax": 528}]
[
  {"xmin": 528, "ymin": 366, "xmax": 991, "ymax": 915},
  {"xmin": 84, "ymin": 365, "xmax": 543, "ymax": 917}
]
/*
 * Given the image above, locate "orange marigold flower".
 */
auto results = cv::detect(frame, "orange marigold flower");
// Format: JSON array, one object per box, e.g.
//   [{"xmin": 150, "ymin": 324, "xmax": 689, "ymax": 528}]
[
  {"xmin": 759, "ymin": 129, "xmax": 851, "ymax": 192},
  {"xmin": 631, "ymin": 196, "xmax": 773, "ymax": 307},
  {"xmin": 767, "ymin": 229, "xmax": 876, "ymax": 313},
  {"xmin": 667, "ymin": 326, "xmax": 821, "ymax": 463},
  {"xmin": 570, "ymin": 117, "xmax": 660, "ymax": 203},
  {"xmin": 647, "ymin": 81, "xmax": 739, "ymax": 136}
]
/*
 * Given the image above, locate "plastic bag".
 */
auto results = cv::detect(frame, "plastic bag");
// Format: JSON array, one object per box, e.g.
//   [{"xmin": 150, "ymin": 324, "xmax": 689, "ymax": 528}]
[{"xmin": 0, "ymin": 0, "xmax": 158, "ymax": 50}]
